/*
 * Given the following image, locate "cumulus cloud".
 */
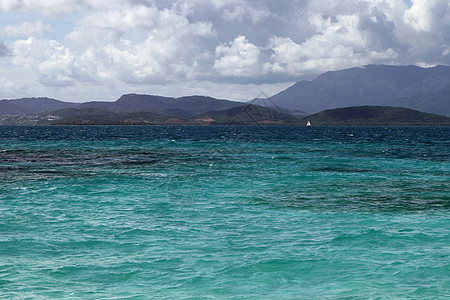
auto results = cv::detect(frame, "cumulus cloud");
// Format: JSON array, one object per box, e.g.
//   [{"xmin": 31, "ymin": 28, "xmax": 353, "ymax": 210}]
[
  {"xmin": 260, "ymin": 0, "xmax": 449, "ymax": 76},
  {"xmin": 71, "ymin": 6, "xmax": 213, "ymax": 83},
  {"xmin": 399, "ymin": 0, "xmax": 450, "ymax": 64},
  {"xmin": 404, "ymin": 0, "xmax": 449, "ymax": 32},
  {"xmin": 9, "ymin": 3, "xmax": 215, "ymax": 87},
  {"xmin": 214, "ymin": 35, "xmax": 260, "ymax": 76},
  {"xmin": 263, "ymin": 13, "xmax": 399, "ymax": 76},
  {"xmin": 12, "ymin": 37, "xmax": 76, "ymax": 86}
]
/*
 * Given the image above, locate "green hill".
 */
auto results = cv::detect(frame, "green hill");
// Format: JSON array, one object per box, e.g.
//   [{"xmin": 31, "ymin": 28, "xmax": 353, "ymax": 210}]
[
  {"xmin": 192, "ymin": 104, "xmax": 300, "ymax": 125},
  {"xmin": 81, "ymin": 94, "xmax": 243, "ymax": 118},
  {"xmin": 40, "ymin": 108, "xmax": 184, "ymax": 125},
  {"xmin": 303, "ymin": 106, "xmax": 450, "ymax": 125},
  {"xmin": 38, "ymin": 104, "xmax": 300, "ymax": 125},
  {"xmin": 0, "ymin": 94, "xmax": 244, "ymax": 119}
]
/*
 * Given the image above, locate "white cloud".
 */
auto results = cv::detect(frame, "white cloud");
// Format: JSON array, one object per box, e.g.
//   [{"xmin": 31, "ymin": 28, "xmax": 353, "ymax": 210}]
[
  {"xmin": 214, "ymin": 35, "xmax": 260, "ymax": 76},
  {"xmin": 264, "ymin": 13, "xmax": 399, "ymax": 76},
  {"xmin": 404, "ymin": 0, "xmax": 449, "ymax": 32},
  {"xmin": 1, "ymin": 21, "xmax": 49, "ymax": 37},
  {"xmin": 8, "ymin": 3, "xmax": 215, "ymax": 87},
  {"xmin": 399, "ymin": 0, "xmax": 450, "ymax": 65},
  {"xmin": 12, "ymin": 37, "xmax": 76, "ymax": 86}
]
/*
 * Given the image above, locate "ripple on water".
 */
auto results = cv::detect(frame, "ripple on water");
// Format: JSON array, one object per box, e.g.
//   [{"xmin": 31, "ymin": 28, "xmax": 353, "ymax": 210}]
[{"xmin": 0, "ymin": 126, "xmax": 448, "ymax": 299}]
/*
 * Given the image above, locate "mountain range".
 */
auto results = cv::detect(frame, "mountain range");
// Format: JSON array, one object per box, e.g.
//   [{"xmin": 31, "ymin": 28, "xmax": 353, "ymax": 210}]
[
  {"xmin": 252, "ymin": 64, "xmax": 450, "ymax": 116},
  {"xmin": 0, "ymin": 64, "xmax": 449, "ymax": 125},
  {"xmin": 0, "ymin": 94, "xmax": 243, "ymax": 118},
  {"xmin": 0, "ymin": 94, "xmax": 296, "ymax": 125}
]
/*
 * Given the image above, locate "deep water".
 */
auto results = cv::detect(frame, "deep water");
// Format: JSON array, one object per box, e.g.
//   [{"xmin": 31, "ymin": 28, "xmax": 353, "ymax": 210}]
[{"xmin": 0, "ymin": 125, "xmax": 449, "ymax": 299}]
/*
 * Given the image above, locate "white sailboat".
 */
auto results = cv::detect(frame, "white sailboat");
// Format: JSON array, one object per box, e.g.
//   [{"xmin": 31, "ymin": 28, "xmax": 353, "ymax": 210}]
[{"xmin": 306, "ymin": 121, "xmax": 311, "ymax": 126}]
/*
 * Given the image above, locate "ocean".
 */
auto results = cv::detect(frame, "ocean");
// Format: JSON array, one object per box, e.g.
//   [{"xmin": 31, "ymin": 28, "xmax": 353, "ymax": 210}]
[{"xmin": 0, "ymin": 125, "xmax": 449, "ymax": 299}]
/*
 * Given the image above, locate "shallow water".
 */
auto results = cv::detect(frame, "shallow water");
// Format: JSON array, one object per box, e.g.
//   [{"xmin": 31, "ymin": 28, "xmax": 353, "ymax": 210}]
[{"xmin": 0, "ymin": 125, "xmax": 449, "ymax": 299}]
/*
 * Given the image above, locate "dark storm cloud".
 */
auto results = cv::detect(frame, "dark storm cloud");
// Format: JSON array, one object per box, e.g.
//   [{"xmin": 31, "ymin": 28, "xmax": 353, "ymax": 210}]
[{"xmin": 358, "ymin": 8, "xmax": 400, "ymax": 51}]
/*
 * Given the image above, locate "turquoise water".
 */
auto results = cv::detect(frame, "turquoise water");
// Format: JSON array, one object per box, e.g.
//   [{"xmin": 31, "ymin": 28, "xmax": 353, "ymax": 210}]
[{"xmin": 0, "ymin": 125, "xmax": 449, "ymax": 299}]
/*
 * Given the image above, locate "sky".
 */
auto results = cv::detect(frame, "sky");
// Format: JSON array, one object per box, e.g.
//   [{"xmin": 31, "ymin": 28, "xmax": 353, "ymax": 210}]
[{"xmin": 0, "ymin": 0, "xmax": 449, "ymax": 102}]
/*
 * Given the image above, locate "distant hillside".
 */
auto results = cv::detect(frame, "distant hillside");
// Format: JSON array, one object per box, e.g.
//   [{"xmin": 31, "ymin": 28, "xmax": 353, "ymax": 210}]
[
  {"xmin": 0, "ymin": 97, "xmax": 77, "ymax": 115},
  {"xmin": 253, "ymin": 65, "xmax": 450, "ymax": 116},
  {"xmin": 304, "ymin": 106, "xmax": 450, "ymax": 125},
  {"xmin": 390, "ymin": 84, "xmax": 450, "ymax": 117},
  {"xmin": 43, "ymin": 105, "xmax": 448, "ymax": 126},
  {"xmin": 192, "ymin": 104, "xmax": 300, "ymax": 125},
  {"xmin": 80, "ymin": 94, "xmax": 243, "ymax": 118},
  {"xmin": 40, "ymin": 108, "xmax": 184, "ymax": 125},
  {"xmin": 36, "ymin": 104, "xmax": 300, "ymax": 125},
  {"xmin": 0, "ymin": 94, "xmax": 244, "ymax": 119}
]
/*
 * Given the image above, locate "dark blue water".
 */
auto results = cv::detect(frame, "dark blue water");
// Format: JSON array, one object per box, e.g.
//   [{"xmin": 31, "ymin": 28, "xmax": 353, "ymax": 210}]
[{"xmin": 0, "ymin": 126, "xmax": 449, "ymax": 299}]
